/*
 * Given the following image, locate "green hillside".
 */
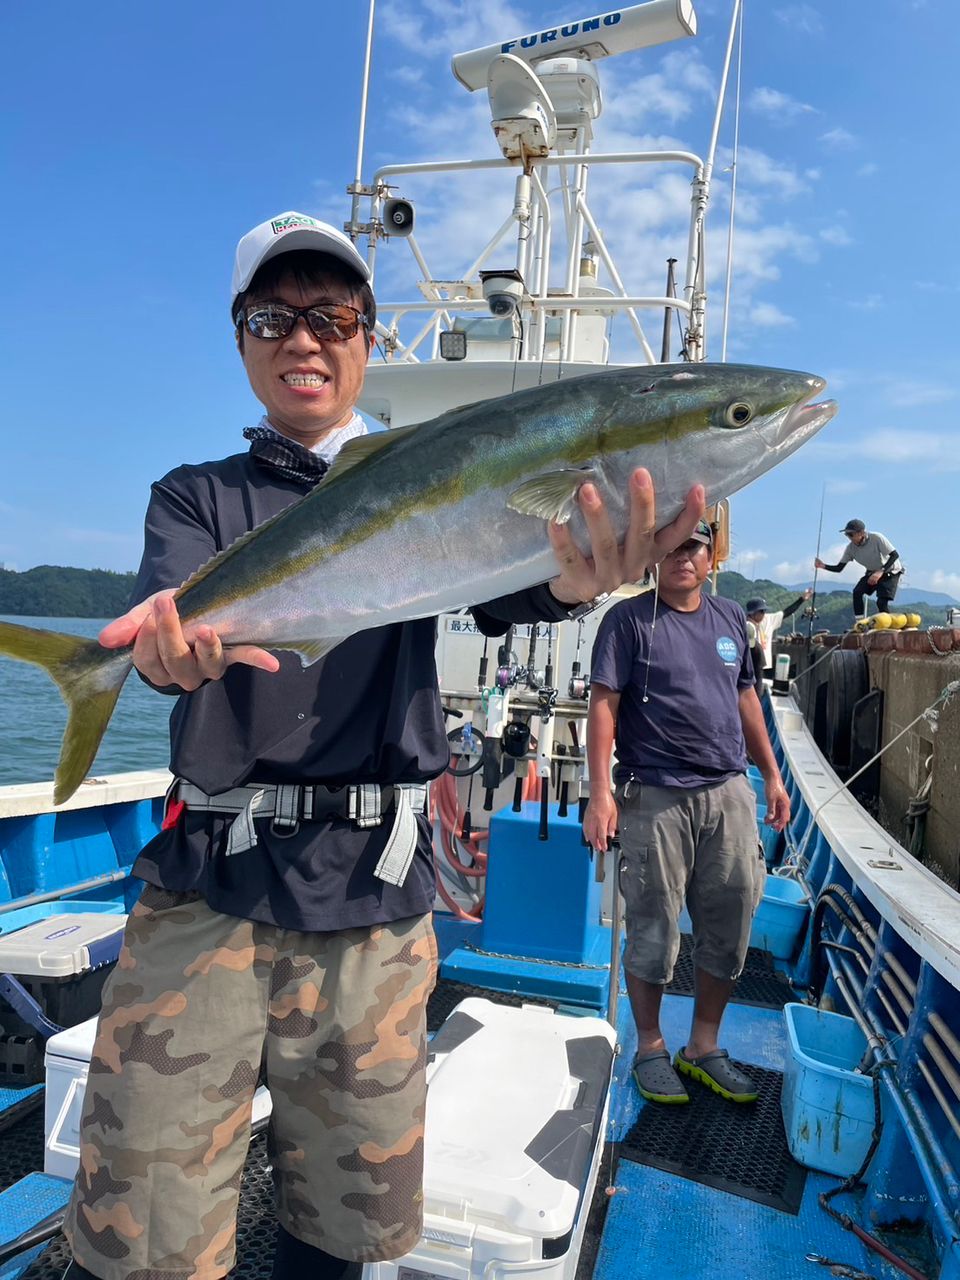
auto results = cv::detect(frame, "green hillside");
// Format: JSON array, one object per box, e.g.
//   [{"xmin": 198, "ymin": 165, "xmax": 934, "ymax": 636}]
[
  {"xmin": 715, "ymin": 571, "xmax": 950, "ymax": 633},
  {"xmin": 0, "ymin": 566, "xmax": 137, "ymax": 619},
  {"xmin": 0, "ymin": 563, "xmax": 953, "ymax": 629}
]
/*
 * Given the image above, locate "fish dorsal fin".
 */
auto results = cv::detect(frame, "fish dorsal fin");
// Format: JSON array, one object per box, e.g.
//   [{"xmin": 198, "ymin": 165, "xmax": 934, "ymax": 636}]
[
  {"xmin": 271, "ymin": 636, "xmax": 348, "ymax": 667},
  {"xmin": 507, "ymin": 468, "xmax": 598, "ymax": 524},
  {"xmin": 177, "ymin": 519, "xmax": 278, "ymax": 596},
  {"xmin": 319, "ymin": 424, "xmax": 420, "ymax": 485},
  {"xmin": 174, "ymin": 428, "xmax": 424, "ymax": 598}
]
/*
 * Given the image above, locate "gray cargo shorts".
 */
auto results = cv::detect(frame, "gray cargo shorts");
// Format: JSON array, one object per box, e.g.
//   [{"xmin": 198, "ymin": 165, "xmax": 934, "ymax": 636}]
[
  {"xmin": 64, "ymin": 886, "xmax": 439, "ymax": 1280},
  {"xmin": 615, "ymin": 773, "xmax": 765, "ymax": 984}
]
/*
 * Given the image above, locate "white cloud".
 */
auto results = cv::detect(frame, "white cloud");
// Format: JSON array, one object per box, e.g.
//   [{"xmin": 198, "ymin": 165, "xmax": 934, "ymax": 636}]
[
  {"xmin": 731, "ymin": 547, "xmax": 766, "ymax": 564},
  {"xmin": 734, "ymin": 145, "xmax": 811, "ymax": 200},
  {"xmin": 379, "ymin": 0, "xmax": 528, "ymax": 58},
  {"xmin": 820, "ymin": 226, "xmax": 853, "ymax": 247},
  {"xmin": 849, "ymin": 293, "xmax": 883, "ymax": 311},
  {"xmin": 775, "ymin": 559, "xmax": 816, "ymax": 582},
  {"xmin": 390, "ymin": 66, "xmax": 426, "ymax": 87},
  {"xmin": 821, "ymin": 429, "xmax": 960, "ymax": 470},
  {"xmin": 820, "ymin": 127, "xmax": 857, "ymax": 150},
  {"xmin": 920, "ymin": 570, "xmax": 960, "ymax": 599},
  {"xmin": 885, "ymin": 379, "xmax": 957, "ymax": 408},
  {"xmin": 749, "ymin": 302, "xmax": 794, "ymax": 328},
  {"xmin": 747, "ymin": 87, "xmax": 816, "ymax": 122},
  {"xmin": 825, "ymin": 478, "xmax": 867, "ymax": 495},
  {"xmin": 857, "ymin": 162, "xmax": 879, "ymax": 178},
  {"xmin": 774, "ymin": 5, "xmax": 824, "ymax": 36}
]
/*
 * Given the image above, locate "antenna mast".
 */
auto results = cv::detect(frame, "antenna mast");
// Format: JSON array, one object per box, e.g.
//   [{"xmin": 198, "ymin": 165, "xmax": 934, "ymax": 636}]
[{"xmin": 348, "ymin": 0, "xmax": 377, "ymax": 245}]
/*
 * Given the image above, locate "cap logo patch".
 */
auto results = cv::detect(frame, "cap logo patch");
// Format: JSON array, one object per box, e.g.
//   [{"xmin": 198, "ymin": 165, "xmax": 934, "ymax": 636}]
[
  {"xmin": 716, "ymin": 636, "xmax": 738, "ymax": 667},
  {"xmin": 271, "ymin": 214, "xmax": 322, "ymax": 236}
]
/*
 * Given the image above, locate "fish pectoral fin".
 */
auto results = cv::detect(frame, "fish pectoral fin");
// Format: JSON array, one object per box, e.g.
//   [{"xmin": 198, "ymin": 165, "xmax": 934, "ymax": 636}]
[
  {"xmin": 272, "ymin": 636, "xmax": 348, "ymax": 667},
  {"xmin": 506, "ymin": 468, "xmax": 599, "ymax": 524}
]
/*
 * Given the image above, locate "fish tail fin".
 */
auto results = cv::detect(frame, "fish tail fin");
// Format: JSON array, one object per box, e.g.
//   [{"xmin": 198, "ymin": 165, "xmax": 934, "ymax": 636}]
[{"xmin": 0, "ymin": 621, "xmax": 133, "ymax": 805}]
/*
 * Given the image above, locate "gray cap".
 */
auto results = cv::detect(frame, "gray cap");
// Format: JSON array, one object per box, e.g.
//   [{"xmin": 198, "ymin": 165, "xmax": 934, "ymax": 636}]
[
  {"xmin": 690, "ymin": 518, "xmax": 714, "ymax": 546},
  {"xmin": 841, "ymin": 518, "xmax": 866, "ymax": 534}
]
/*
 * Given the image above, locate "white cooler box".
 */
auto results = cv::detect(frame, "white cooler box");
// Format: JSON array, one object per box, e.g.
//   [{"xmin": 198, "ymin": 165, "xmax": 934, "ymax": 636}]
[
  {"xmin": 44, "ymin": 1016, "xmax": 273, "ymax": 1181},
  {"xmin": 368, "ymin": 997, "xmax": 617, "ymax": 1280}
]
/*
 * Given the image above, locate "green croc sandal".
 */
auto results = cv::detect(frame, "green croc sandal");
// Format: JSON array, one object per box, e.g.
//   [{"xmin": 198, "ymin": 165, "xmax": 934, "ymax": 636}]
[
  {"xmin": 674, "ymin": 1048, "xmax": 758, "ymax": 1103},
  {"xmin": 632, "ymin": 1049, "xmax": 690, "ymax": 1104}
]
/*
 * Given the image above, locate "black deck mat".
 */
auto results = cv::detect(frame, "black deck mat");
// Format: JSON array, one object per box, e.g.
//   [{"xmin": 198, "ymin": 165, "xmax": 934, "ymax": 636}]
[
  {"xmin": 19, "ymin": 1131, "xmax": 278, "ymax": 1279},
  {"xmin": 427, "ymin": 977, "xmax": 559, "ymax": 1031},
  {"xmin": 576, "ymin": 1141, "xmax": 618, "ymax": 1279},
  {"xmin": 619, "ymin": 1061, "xmax": 807, "ymax": 1214},
  {"xmin": 666, "ymin": 934, "xmax": 794, "ymax": 1010},
  {"xmin": 0, "ymin": 1108, "xmax": 44, "ymax": 1197}
]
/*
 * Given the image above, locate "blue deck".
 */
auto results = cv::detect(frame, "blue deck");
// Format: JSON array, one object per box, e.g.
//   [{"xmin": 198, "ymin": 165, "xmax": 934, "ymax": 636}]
[{"xmin": 0, "ymin": 690, "xmax": 957, "ymax": 1278}]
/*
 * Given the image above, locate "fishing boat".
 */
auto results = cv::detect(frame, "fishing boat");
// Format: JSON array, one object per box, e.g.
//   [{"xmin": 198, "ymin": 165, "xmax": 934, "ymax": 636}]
[{"xmin": 0, "ymin": 3, "xmax": 958, "ymax": 1279}]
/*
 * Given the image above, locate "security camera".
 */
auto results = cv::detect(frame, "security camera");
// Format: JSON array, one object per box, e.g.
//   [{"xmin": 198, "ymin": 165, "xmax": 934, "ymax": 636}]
[{"xmin": 480, "ymin": 268, "xmax": 525, "ymax": 318}]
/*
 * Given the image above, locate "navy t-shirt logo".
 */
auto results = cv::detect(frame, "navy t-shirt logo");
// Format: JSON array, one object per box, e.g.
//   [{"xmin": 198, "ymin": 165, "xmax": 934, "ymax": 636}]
[{"xmin": 716, "ymin": 636, "xmax": 738, "ymax": 666}]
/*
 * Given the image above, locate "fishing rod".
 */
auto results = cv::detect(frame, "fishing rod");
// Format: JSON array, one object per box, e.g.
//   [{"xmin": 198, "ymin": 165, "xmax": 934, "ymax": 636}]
[{"xmin": 808, "ymin": 482, "xmax": 826, "ymax": 640}]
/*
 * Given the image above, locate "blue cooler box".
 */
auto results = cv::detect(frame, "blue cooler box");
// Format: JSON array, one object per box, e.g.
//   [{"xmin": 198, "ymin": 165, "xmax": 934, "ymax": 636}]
[
  {"xmin": 750, "ymin": 877, "xmax": 808, "ymax": 959},
  {"xmin": 781, "ymin": 1003, "xmax": 875, "ymax": 1177}
]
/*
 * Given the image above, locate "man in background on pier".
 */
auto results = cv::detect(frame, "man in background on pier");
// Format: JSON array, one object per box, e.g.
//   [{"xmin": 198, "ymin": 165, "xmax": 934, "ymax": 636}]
[
  {"xmin": 583, "ymin": 519, "xmax": 789, "ymax": 1107},
  {"xmin": 815, "ymin": 518, "xmax": 903, "ymax": 620},
  {"xmin": 745, "ymin": 589, "xmax": 813, "ymax": 678}
]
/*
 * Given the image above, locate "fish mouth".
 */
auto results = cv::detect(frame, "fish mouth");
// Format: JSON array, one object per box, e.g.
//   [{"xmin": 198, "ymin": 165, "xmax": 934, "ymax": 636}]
[{"xmin": 779, "ymin": 378, "xmax": 837, "ymax": 449}]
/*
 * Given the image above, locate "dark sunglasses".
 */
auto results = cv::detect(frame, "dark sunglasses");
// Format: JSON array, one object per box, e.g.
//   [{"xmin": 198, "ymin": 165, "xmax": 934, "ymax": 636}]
[{"xmin": 240, "ymin": 301, "xmax": 370, "ymax": 343}]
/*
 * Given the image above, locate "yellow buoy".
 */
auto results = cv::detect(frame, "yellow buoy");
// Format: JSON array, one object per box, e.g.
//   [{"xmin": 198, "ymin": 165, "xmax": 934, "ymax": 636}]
[
  {"xmin": 891, "ymin": 613, "xmax": 908, "ymax": 629},
  {"xmin": 907, "ymin": 612, "xmax": 921, "ymax": 628},
  {"xmin": 873, "ymin": 612, "xmax": 892, "ymax": 629}
]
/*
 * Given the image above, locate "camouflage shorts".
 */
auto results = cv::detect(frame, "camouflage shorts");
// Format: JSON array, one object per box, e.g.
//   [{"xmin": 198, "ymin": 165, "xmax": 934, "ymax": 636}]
[{"xmin": 63, "ymin": 886, "xmax": 438, "ymax": 1280}]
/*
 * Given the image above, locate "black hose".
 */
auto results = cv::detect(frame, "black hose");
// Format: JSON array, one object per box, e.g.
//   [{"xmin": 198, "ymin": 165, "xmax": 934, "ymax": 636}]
[{"xmin": 818, "ymin": 1064, "xmax": 929, "ymax": 1280}]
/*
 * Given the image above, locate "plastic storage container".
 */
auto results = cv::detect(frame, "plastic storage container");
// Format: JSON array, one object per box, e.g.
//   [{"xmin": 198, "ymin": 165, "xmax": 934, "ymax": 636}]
[
  {"xmin": 749, "ymin": 877, "xmax": 808, "ymax": 960},
  {"xmin": 0, "ymin": 913, "xmax": 127, "ymax": 1084},
  {"xmin": 44, "ymin": 1017, "xmax": 273, "ymax": 1180},
  {"xmin": 781, "ymin": 1003, "xmax": 875, "ymax": 1177},
  {"xmin": 369, "ymin": 997, "xmax": 616, "ymax": 1280}
]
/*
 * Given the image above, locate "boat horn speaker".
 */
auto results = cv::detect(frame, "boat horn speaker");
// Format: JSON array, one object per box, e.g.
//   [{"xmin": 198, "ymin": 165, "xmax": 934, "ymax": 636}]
[{"xmin": 383, "ymin": 198, "xmax": 415, "ymax": 236}]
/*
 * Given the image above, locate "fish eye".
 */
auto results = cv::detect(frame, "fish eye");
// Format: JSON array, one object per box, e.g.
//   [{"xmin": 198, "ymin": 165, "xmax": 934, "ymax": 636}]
[{"xmin": 723, "ymin": 401, "xmax": 754, "ymax": 428}]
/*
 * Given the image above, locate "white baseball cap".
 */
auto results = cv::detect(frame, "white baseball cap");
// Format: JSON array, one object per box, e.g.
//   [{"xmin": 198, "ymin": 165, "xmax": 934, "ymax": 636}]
[{"xmin": 231, "ymin": 211, "xmax": 370, "ymax": 306}]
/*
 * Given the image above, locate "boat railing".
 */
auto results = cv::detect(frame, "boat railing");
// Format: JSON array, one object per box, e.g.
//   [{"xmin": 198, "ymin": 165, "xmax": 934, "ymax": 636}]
[
  {"xmin": 356, "ymin": 148, "xmax": 706, "ymax": 367},
  {"xmin": 0, "ymin": 771, "xmax": 169, "ymax": 923},
  {"xmin": 766, "ymin": 693, "xmax": 960, "ymax": 1253}
]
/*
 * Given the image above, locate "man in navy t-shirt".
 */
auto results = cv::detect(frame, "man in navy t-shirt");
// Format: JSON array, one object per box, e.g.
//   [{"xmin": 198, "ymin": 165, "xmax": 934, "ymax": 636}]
[{"xmin": 583, "ymin": 519, "xmax": 789, "ymax": 1105}]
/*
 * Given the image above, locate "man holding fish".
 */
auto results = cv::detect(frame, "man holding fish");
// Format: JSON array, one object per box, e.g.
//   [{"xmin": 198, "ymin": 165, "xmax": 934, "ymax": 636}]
[{"xmin": 58, "ymin": 212, "xmax": 708, "ymax": 1280}]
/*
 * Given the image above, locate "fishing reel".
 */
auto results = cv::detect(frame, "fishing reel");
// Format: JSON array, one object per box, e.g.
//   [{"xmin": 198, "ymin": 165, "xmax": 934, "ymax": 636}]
[
  {"xmin": 536, "ymin": 684, "xmax": 558, "ymax": 720},
  {"xmin": 495, "ymin": 633, "xmax": 521, "ymax": 689},
  {"xmin": 568, "ymin": 659, "xmax": 590, "ymax": 700}
]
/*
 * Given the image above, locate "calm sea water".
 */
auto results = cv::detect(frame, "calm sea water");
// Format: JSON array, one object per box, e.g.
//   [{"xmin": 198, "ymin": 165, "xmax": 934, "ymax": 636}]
[{"xmin": 0, "ymin": 616, "xmax": 171, "ymax": 787}]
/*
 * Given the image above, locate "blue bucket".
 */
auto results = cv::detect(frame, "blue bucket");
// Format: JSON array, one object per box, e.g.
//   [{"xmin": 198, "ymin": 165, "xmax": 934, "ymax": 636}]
[
  {"xmin": 750, "ymin": 876, "xmax": 808, "ymax": 959},
  {"xmin": 781, "ymin": 1003, "xmax": 875, "ymax": 1176}
]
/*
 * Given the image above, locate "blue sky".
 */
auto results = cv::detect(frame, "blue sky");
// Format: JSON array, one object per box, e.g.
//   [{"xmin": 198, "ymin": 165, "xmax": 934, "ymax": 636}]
[{"xmin": 2, "ymin": 0, "xmax": 957, "ymax": 600}]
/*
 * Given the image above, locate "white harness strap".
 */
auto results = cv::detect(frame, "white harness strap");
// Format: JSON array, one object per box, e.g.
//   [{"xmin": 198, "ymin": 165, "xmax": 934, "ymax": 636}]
[
  {"xmin": 172, "ymin": 779, "xmax": 428, "ymax": 886},
  {"xmin": 374, "ymin": 784, "xmax": 428, "ymax": 887}
]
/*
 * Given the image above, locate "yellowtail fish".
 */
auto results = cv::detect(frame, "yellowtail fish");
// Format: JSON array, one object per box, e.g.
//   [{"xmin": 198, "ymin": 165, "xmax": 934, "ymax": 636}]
[{"xmin": 0, "ymin": 362, "xmax": 836, "ymax": 803}]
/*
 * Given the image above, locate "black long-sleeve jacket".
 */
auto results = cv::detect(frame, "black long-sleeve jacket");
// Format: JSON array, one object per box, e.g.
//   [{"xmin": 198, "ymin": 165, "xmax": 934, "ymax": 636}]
[{"xmin": 131, "ymin": 450, "xmax": 571, "ymax": 931}]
